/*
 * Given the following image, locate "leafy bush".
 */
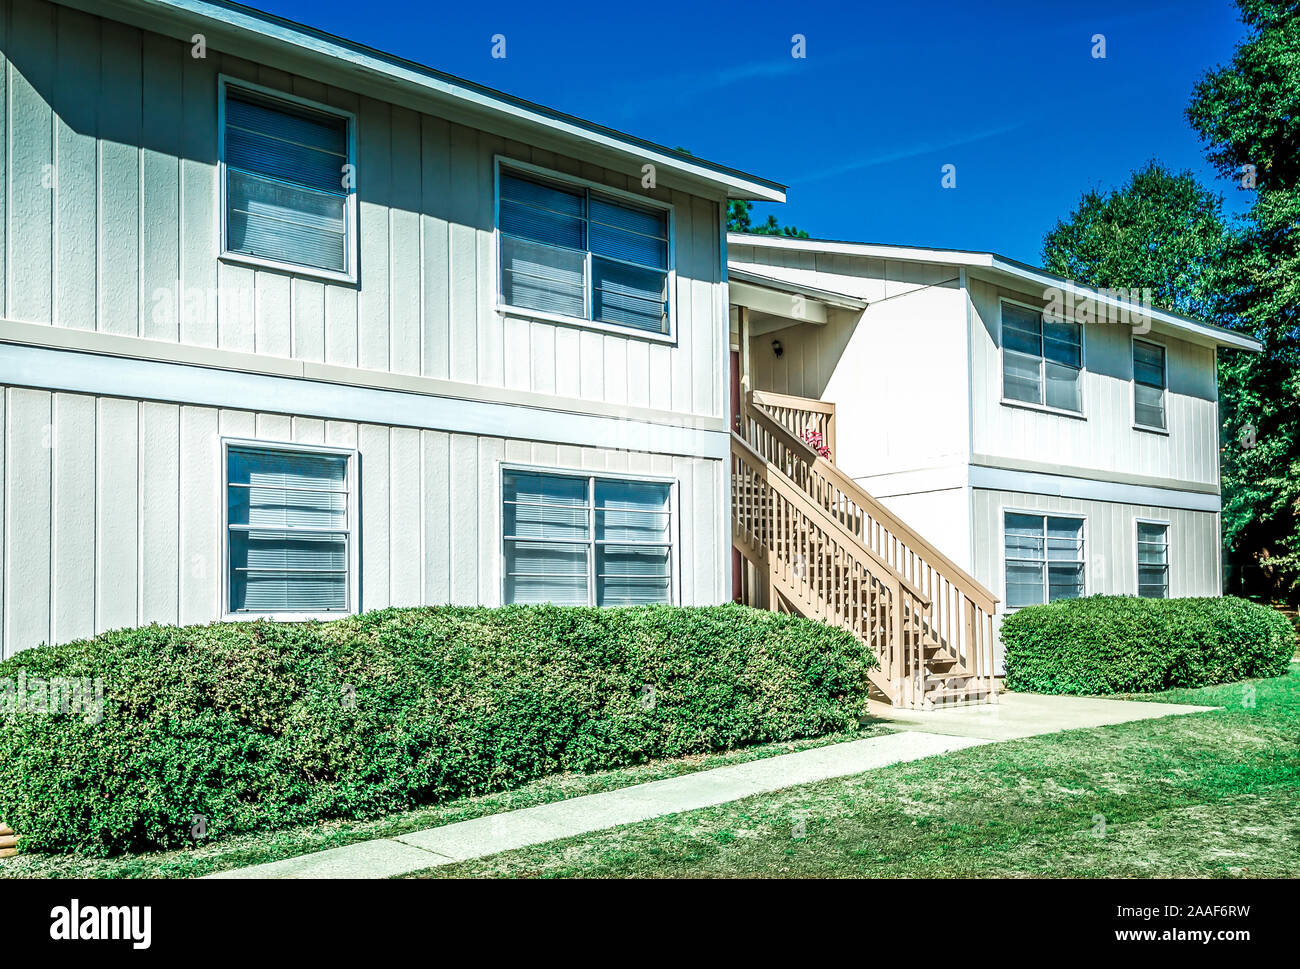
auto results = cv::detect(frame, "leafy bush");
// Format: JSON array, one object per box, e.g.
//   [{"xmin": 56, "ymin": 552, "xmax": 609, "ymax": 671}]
[
  {"xmin": 0, "ymin": 604, "xmax": 872, "ymax": 855},
  {"xmin": 1002, "ymin": 595, "xmax": 1295, "ymax": 695}
]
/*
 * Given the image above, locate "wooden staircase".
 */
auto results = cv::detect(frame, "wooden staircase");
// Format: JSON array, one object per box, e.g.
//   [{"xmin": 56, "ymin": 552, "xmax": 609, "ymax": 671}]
[{"xmin": 733, "ymin": 393, "xmax": 999, "ymax": 710}]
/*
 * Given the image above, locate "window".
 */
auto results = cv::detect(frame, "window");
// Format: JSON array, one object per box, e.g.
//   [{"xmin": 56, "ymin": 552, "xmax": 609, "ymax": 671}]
[
  {"xmin": 1004, "ymin": 512, "xmax": 1085, "ymax": 607},
  {"xmin": 221, "ymin": 80, "xmax": 355, "ymax": 278},
  {"xmin": 1134, "ymin": 340, "xmax": 1167, "ymax": 429},
  {"xmin": 1137, "ymin": 521, "xmax": 1170, "ymax": 598},
  {"xmin": 502, "ymin": 470, "xmax": 674, "ymax": 606},
  {"xmin": 1002, "ymin": 301, "xmax": 1083, "ymax": 412},
  {"xmin": 497, "ymin": 165, "xmax": 671, "ymax": 336},
  {"xmin": 224, "ymin": 443, "xmax": 355, "ymax": 615}
]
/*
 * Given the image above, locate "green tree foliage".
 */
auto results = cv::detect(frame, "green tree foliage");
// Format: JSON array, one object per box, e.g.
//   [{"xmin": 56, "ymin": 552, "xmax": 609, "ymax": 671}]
[
  {"xmin": 1041, "ymin": 161, "xmax": 1234, "ymax": 323},
  {"xmin": 1042, "ymin": 1, "xmax": 1300, "ymax": 601},
  {"xmin": 1188, "ymin": 0, "xmax": 1300, "ymax": 600},
  {"xmin": 727, "ymin": 199, "xmax": 809, "ymax": 238}
]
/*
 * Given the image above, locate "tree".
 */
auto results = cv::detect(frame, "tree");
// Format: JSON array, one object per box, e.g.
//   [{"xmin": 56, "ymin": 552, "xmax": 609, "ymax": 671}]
[
  {"xmin": 1041, "ymin": 161, "xmax": 1234, "ymax": 323},
  {"xmin": 1187, "ymin": 0, "xmax": 1300, "ymax": 601},
  {"xmin": 727, "ymin": 199, "xmax": 809, "ymax": 238},
  {"xmin": 1040, "ymin": 0, "xmax": 1300, "ymax": 603}
]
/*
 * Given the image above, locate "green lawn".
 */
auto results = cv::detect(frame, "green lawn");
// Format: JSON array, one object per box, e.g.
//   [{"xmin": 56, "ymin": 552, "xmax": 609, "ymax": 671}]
[
  {"xmin": 0, "ymin": 726, "xmax": 888, "ymax": 879},
  {"xmin": 410, "ymin": 665, "xmax": 1300, "ymax": 879}
]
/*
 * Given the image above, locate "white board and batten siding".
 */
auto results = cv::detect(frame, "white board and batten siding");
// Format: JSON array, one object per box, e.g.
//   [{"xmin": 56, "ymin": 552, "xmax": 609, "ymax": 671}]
[
  {"xmin": 0, "ymin": 0, "xmax": 725, "ymax": 422},
  {"xmin": 731, "ymin": 241, "xmax": 1228, "ymax": 608},
  {"xmin": 972, "ymin": 490, "xmax": 1221, "ymax": 602},
  {"xmin": 730, "ymin": 243, "xmax": 971, "ymax": 486},
  {"xmin": 967, "ymin": 276, "xmax": 1220, "ymax": 490},
  {"xmin": 0, "ymin": 388, "xmax": 725, "ymax": 656},
  {"xmin": 0, "ymin": 0, "xmax": 734, "ymax": 655},
  {"xmin": 974, "ymin": 488, "xmax": 1222, "ymax": 670}
]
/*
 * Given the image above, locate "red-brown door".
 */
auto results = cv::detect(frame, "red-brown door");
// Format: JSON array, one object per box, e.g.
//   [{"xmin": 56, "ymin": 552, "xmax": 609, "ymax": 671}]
[{"xmin": 730, "ymin": 349, "xmax": 743, "ymax": 602}]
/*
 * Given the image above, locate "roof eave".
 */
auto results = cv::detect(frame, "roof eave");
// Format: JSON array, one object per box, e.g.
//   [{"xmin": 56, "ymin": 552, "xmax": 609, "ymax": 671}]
[
  {"xmin": 78, "ymin": 0, "xmax": 786, "ymax": 202},
  {"xmin": 984, "ymin": 257, "xmax": 1262, "ymax": 353},
  {"xmin": 727, "ymin": 233, "xmax": 1262, "ymax": 353}
]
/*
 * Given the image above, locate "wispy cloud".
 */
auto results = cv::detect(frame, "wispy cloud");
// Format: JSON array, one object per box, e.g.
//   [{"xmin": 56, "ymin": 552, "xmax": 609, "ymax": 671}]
[
  {"xmin": 614, "ymin": 48, "xmax": 857, "ymax": 117},
  {"xmin": 795, "ymin": 120, "xmax": 1027, "ymax": 183}
]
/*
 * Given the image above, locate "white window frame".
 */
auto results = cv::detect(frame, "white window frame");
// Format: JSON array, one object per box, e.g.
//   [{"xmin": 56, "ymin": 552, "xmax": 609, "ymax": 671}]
[
  {"xmin": 498, "ymin": 463, "xmax": 681, "ymax": 607},
  {"xmin": 492, "ymin": 156, "xmax": 678, "ymax": 345},
  {"xmin": 1135, "ymin": 517, "xmax": 1172, "ymax": 598},
  {"xmin": 1000, "ymin": 507, "xmax": 1088, "ymax": 610},
  {"xmin": 217, "ymin": 75, "xmax": 359, "ymax": 285},
  {"xmin": 1132, "ymin": 335, "xmax": 1170, "ymax": 434},
  {"xmin": 998, "ymin": 296, "xmax": 1087, "ymax": 419},
  {"xmin": 220, "ymin": 437, "xmax": 360, "ymax": 621}
]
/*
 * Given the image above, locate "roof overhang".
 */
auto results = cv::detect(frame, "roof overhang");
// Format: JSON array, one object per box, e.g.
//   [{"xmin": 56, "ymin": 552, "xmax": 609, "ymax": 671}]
[
  {"xmin": 730, "ymin": 268, "xmax": 869, "ymax": 311},
  {"xmin": 62, "ymin": 0, "xmax": 787, "ymax": 203},
  {"xmin": 729, "ymin": 267, "xmax": 868, "ymax": 334},
  {"xmin": 728, "ymin": 233, "xmax": 1262, "ymax": 353}
]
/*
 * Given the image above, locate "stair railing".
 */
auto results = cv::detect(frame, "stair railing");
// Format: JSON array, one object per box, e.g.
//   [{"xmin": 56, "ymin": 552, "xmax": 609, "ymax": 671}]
[
  {"xmin": 731, "ymin": 432, "xmax": 930, "ymax": 706},
  {"xmin": 751, "ymin": 390, "xmax": 837, "ymax": 458},
  {"xmin": 741, "ymin": 393, "xmax": 998, "ymax": 695}
]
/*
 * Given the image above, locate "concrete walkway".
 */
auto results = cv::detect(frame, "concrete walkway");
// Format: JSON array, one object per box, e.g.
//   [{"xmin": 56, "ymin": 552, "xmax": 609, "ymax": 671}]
[
  {"xmin": 208, "ymin": 731, "xmax": 986, "ymax": 879},
  {"xmin": 866, "ymin": 690, "xmax": 1216, "ymax": 741},
  {"xmin": 209, "ymin": 691, "xmax": 1216, "ymax": 880}
]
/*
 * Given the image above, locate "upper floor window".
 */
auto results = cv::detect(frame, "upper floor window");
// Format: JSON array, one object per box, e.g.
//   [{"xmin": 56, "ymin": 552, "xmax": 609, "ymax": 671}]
[
  {"xmin": 1004, "ymin": 512, "xmax": 1085, "ymax": 608},
  {"xmin": 502, "ymin": 469, "xmax": 674, "ymax": 606},
  {"xmin": 225, "ymin": 442, "xmax": 356, "ymax": 616},
  {"xmin": 1133, "ymin": 339, "xmax": 1167, "ymax": 430},
  {"xmin": 220, "ymin": 79, "xmax": 356, "ymax": 281},
  {"xmin": 497, "ymin": 164, "xmax": 671, "ymax": 338},
  {"xmin": 1002, "ymin": 301, "xmax": 1082, "ymax": 413},
  {"xmin": 1137, "ymin": 521, "xmax": 1170, "ymax": 598}
]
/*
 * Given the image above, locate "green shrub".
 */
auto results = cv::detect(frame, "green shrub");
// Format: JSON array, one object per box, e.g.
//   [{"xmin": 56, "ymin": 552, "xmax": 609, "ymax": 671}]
[
  {"xmin": 0, "ymin": 604, "xmax": 872, "ymax": 855},
  {"xmin": 1002, "ymin": 595, "xmax": 1295, "ymax": 695}
]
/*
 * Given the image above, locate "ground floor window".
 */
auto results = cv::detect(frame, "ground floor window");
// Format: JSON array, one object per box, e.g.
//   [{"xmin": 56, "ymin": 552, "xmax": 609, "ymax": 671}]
[
  {"xmin": 224, "ymin": 441, "xmax": 355, "ymax": 615},
  {"xmin": 1004, "ymin": 512, "xmax": 1085, "ymax": 607},
  {"xmin": 1137, "ymin": 520, "xmax": 1170, "ymax": 598},
  {"xmin": 503, "ymin": 469, "xmax": 673, "ymax": 606}
]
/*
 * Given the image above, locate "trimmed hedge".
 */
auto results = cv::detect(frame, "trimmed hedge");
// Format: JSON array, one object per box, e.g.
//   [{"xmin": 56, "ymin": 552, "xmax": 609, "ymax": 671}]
[
  {"xmin": 0, "ymin": 604, "xmax": 872, "ymax": 856},
  {"xmin": 1002, "ymin": 595, "xmax": 1295, "ymax": 695}
]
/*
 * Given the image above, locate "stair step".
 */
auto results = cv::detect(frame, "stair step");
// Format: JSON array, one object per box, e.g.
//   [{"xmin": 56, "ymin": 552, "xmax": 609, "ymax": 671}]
[
  {"xmin": 925, "ymin": 685, "xmax": 993, "ymax": 705},
  {"xmin": 925, "ymin": 669, "xmax": 979, "ymax": 684},
  {"xmin": 0, "ymin": 823, "xmax": 13, "ymax": 838}
]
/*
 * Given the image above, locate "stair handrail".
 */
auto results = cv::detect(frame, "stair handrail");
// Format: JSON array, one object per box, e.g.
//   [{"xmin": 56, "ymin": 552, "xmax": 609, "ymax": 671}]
[
  {"xmin": 751, "ymin": 390, "xmax": 837, "ymax": 456},
  {"xmin": 744, "ymin": 394, "xmax": 997, "ymax": 614},
  {"xmin": 731, "ymin": 432, "xmax": 931, "ymax": 608},
  {"xmin": 731, "ymin": 432, "xmax": 930, "ymax": 702}
]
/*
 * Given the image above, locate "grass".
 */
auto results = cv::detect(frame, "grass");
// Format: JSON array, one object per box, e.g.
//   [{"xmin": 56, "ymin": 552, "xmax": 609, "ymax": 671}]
[
  {"xmin": 408, "ymin": 664, "xmax": 1300, "ymax": 879},
  {"xmin": 0, "ymin": 725, "xmax": 890, "ymax": 879}
]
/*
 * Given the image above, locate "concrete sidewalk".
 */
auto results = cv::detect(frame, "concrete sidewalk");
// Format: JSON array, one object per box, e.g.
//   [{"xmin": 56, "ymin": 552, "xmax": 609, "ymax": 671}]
[
  {"xmin": 209, "ymin": 691, "xmax": 1216, "ymax": 880},
  {"xmin": 208, "ymin": 730, "xmax": 986, "ymax": 879},
  {"xmin": 866, "ymin": 691, "xmax": 1216, "ymax": 741}
]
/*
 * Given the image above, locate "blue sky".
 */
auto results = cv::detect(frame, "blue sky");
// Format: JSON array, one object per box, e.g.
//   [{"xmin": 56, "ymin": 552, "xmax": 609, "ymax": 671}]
[{"xmin": 253, "ymin": 0, "xmax": 1250, "ymax": 264}]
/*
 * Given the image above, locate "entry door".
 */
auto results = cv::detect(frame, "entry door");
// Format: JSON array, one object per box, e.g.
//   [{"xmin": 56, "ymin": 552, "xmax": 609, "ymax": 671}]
[
  {"xmin": 729, "ymin": 348, "xmax": 743, "ymax": 602},
  {"xmin": 729, "ymin": 350, "xmax": 742, "ymax": 433}
]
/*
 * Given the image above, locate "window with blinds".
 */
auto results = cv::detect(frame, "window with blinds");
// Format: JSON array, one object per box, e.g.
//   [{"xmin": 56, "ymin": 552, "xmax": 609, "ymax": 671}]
[
  {"xmin": 1137, "ymin": 521, "xmax": 1170, "ymax": 598},
  {"xmin": 1134, "ymin": 340, "xmax": 1167, "ymax": 429},
  {"xmin": 1002, "ymin": 302, "xmax": 1083, "ymax": 413},
  {"xmin": 503, "ymin": 470, "xmax": 673, "ymax": 606},
  {"xmin": 498, "ymin": 167, "xmax": 671, "ymax": 336},
  {"xmin": 226, "ymin": 444, "xmax": 354, "ymax": 614},
  {"xmin": 1004, "ymin": 512, "xmax": 1085, "ymax": 608},
  {"xmin": 222, "ymin": 82, "xmax": 353, "ymax": 276}
]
